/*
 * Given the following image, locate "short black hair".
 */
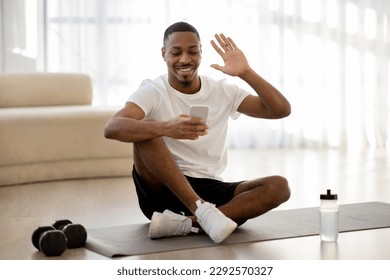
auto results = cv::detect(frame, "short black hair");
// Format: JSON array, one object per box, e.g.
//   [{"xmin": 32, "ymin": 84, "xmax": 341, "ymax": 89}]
[{"xmin": 163, "ymin": 22, "xmax": 200, "ymax": 45}]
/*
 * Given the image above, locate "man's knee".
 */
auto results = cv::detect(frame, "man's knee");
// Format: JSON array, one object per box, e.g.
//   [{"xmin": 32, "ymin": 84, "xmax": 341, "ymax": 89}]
[
  {"xmin": 134, "ymin": 137, "xmax": 166, "ymax": 152},
  {"xmin": 271, "ymin": 175, "xmax": 291, "ymax": 204}
]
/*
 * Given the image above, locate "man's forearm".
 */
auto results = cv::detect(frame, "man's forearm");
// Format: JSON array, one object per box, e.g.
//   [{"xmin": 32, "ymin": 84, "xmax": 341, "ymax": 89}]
[
  {"xmin": 104, "ymin": 117, "xmax": 167, "ymax": 143},
  {"xmin": 240, "ymin": 68, "xmax": 291, "ymax": 118}
]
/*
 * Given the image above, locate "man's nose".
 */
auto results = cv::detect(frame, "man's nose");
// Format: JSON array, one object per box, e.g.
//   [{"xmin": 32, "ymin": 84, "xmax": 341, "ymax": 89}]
[{"xmin": 179, "ymin": 52, "xmax": 191, "ymax": 63}]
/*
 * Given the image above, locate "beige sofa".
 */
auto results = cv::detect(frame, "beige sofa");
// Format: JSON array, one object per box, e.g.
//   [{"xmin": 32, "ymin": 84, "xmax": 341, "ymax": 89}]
[{"xmin": 0, "ymin": 73, "xmax": 133, "ymax": 186}]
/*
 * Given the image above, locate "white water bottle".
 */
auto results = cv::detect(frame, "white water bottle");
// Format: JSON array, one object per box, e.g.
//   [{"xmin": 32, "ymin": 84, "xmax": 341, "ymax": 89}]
[{"xmin": 319, "ymin": 189, "xmax": 339, "ymax": 241}]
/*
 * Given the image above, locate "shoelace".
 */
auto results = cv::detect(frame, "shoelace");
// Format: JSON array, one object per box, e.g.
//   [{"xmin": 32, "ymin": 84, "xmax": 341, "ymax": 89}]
[{"xmin": 172, "ymin": 213, "xmax": 199, "ymax": 234}]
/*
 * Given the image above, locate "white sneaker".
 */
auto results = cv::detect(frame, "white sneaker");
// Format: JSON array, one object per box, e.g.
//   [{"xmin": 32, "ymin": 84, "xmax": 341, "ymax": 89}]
[
  {"xmin": 195, "ymin": 200, "xmax": 237, "ymax": 243},
  {"xmin": 149, "ymin": 210, "xmax": 199, "ymax": 239}
]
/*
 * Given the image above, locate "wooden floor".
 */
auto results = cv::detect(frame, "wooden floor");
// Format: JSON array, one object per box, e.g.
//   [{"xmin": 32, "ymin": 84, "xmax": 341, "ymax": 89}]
[{"xmin": 1, "ymin": 148, "xmax": 389, "ymax": 260}]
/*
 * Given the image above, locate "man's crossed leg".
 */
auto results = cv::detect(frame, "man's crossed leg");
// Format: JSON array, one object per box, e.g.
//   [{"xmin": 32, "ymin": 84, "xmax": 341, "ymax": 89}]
[{"xmin": 133, "ymin": 137, "xmax": 290, "ymax": 243}]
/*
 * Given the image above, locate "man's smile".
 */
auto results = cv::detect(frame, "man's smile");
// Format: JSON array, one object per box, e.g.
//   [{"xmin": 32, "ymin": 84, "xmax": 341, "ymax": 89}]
[
  {"xmin": 177, "ymin": 68, "xmax": 192, "ymax": 72},
  {"xmin": 176, "ymin": 65, "xmax": 195, "ymax": 72}
]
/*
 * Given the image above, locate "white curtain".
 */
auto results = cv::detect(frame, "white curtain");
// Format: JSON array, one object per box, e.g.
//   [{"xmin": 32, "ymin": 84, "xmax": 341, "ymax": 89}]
[
  {"xmin": 5, "ymin": 0, "xmax": 390, "ymax": 150},
  {"xmin": 0, "ymin": 0, "xmax": 41, "ymax": 72}
]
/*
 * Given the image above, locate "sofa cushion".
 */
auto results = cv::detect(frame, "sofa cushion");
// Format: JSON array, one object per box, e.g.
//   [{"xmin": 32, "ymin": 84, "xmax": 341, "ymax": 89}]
[
  {"xmin": 0, "ymin": 73, "xmax": 92, "ymax": 108},
  {"xmin": 0, "ymin": 106, "xmax": 132, "ymax": 166},
  {"xmin": 0, "ymin": 158, "xmax": 132, "ymax": 186}
]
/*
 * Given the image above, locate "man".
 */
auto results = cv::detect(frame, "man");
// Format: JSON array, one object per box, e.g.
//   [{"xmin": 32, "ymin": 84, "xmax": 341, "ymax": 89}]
[{"xmin": 104, "ymin": 22, "xmax": 291, "ymax": 243}]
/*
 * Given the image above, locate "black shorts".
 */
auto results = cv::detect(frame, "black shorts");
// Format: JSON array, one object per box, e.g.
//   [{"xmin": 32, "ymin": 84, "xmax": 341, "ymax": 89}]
[{"xmin": 132, "ymin": 167, "xmax": 243, "ymax": 220}]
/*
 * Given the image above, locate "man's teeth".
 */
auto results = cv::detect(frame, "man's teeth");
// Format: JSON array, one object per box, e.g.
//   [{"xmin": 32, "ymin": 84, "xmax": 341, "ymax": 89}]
[{"xmin": 178, "ymin": 68, "xmax": 192, "ymax": 72}]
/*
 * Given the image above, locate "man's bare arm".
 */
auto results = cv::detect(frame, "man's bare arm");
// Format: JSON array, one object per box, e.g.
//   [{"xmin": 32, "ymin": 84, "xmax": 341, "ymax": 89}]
[
  {"xmin": 210, "ymin": 33, "xmax": 291, "ymax": 119},
  {"xmin": 104, "ymin": 102, "xmax": 208, "ymax": 143}
]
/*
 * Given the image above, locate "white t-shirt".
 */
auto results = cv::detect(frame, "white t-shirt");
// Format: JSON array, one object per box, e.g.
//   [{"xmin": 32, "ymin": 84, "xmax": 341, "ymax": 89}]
[{"xmin": 127, "ymin": 74, "xmax": 251, "ymax": 180}]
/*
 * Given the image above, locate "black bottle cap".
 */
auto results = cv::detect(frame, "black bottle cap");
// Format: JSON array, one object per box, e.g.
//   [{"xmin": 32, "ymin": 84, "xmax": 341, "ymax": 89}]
[{"xmin": 320, "ymin": 189, "xmax": 338, "ymax": 200}]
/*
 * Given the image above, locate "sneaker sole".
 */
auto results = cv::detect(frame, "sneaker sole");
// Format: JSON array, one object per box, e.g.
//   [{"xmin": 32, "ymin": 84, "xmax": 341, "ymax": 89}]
[
  {"xmin": 148, "ymin": 212, "xmax": 164, "ymax": 238},
  {"xmin": 210, "ymin": 222, "xmax": 237, "ymax": 243}
]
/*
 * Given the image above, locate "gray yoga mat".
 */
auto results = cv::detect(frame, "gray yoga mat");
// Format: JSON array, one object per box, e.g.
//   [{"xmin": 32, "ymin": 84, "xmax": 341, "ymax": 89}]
[{"xmin": 85, "ymin": 201, "xmax": 390, "ymax": 257}]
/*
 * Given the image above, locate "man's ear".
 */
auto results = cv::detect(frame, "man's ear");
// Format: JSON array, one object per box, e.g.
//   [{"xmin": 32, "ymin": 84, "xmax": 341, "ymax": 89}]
[{"xmin": 161, "ymin": 47, "xmax": 166, "ymax": 60}]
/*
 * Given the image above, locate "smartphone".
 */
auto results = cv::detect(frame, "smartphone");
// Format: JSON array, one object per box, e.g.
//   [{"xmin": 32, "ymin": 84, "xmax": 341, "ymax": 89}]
[{"xmin": 190, "ymin": 105, "xmax": 209, "ymax": 124}]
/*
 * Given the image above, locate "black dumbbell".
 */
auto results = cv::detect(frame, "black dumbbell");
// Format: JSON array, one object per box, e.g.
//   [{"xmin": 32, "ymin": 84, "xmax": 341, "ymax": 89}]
[
  {"xmin": 52, "ymin": 219, "xmax": 87, "ymax": 249},
  {"xmin": 31, "ymin": 226, "xmax": 68, "ymax": 257}
]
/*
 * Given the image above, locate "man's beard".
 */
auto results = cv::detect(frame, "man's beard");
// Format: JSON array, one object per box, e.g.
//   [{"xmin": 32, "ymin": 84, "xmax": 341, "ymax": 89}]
[{"xmin": 179, "ymin": 80, "xmax": 192, "ymax": 88}]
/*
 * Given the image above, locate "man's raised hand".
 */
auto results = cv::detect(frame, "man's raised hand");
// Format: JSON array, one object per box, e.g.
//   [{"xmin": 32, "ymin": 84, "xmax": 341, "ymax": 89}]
[{"xmin": 210, "ymin": 33, "xmax": 251, "ymax": 77}]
